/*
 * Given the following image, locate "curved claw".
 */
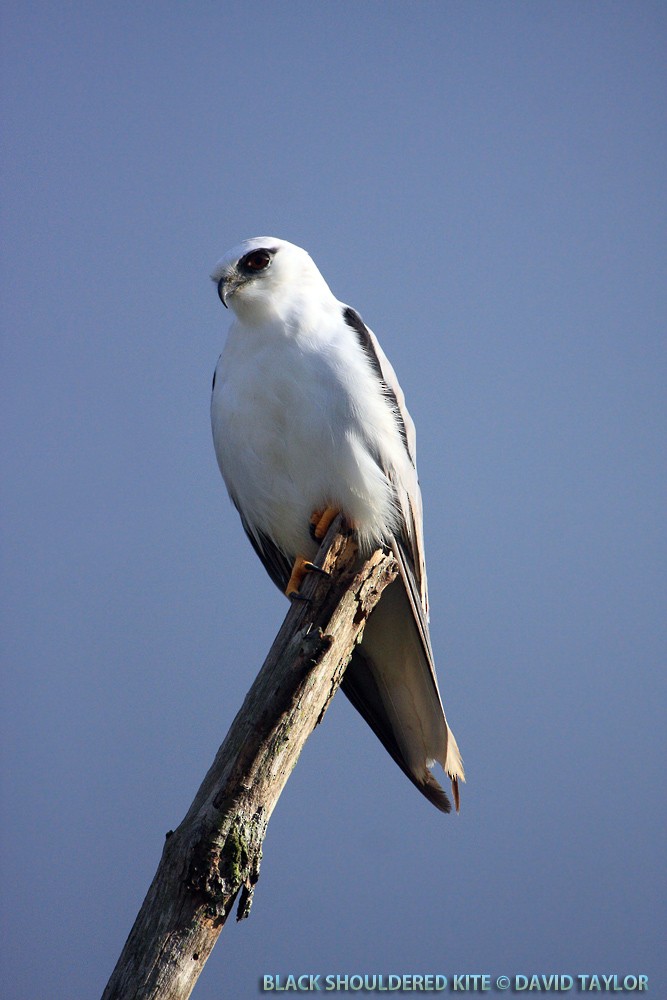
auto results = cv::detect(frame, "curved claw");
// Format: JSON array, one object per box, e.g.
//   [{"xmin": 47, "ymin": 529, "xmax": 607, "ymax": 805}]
[
  {"xmin": 304, "ymin": 561, "xmax": 330, "ymax": 578},
  {"xmin": 285, "ymin": 557, "xmax": 331, "ymax": 598}
]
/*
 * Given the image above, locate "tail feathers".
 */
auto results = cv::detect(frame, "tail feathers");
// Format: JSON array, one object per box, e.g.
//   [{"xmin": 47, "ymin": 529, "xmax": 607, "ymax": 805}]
[
  {"xmin": 451, "ymin": 777, "xmax": 460, "ymax": 813},
  {"xmin": 444, "ymin": 726, "xmax": 465, "ymax": 814}
]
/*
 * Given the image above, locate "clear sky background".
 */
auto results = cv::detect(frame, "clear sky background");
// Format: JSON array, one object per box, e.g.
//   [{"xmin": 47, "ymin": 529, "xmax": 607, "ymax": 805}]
[{"xmin": 2, "ymin": 3, "xmax": 665, "ymax": 998}]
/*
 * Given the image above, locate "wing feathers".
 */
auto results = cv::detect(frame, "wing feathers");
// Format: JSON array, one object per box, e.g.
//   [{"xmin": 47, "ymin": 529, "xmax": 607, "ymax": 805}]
[
  {"xmin": 236, "ymin": 506, "xmax": 292, "ymax": 593},
  {"xmin": 343, "ymin": 307, "xmax": 413, "ymax": 460}
]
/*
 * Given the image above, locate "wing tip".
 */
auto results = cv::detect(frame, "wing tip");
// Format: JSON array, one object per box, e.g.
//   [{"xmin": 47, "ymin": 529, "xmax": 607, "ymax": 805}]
[
  {"xmin": 421, "ymin": 773, "xmax": 464, "ymax": 815},
  {"xmin": 420, "ymin": 771, "xmax": 453, "ymax": 814}
]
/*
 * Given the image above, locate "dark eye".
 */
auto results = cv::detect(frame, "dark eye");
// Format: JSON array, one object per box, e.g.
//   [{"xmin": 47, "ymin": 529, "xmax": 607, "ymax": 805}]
[{"xmin": 241, "ymin": 249, "xmax": 272, "ymax": 273}]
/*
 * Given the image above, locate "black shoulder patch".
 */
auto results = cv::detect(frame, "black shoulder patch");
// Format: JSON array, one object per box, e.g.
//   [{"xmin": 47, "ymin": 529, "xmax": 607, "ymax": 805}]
[
  {"xmin": 211, "ymin": 369, "xmax": 216, "ymax": 391},
  {"xmin": 342, "ymin": 306, "xmax": 410, "ymax": 456}
]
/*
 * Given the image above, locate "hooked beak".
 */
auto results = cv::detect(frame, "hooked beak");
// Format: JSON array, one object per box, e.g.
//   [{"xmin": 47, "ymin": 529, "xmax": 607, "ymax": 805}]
[
  {"xmin": 217, "ymin": 275, "xmax": 229, "ymax": 308},
  {"xmin": 216, "ymin": 269, "xmax": 245, "ymax": 309}
]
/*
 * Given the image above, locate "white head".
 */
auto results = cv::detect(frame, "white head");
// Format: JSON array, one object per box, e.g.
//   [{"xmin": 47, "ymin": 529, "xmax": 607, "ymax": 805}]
[{"xmin": 211, "ymin": 237, "xmax": 334, "ymax": 326}]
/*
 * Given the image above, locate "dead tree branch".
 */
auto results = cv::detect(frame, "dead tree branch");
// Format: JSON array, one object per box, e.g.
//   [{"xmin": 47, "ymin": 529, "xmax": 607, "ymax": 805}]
[{"xmin": 101, "ymin": 520, "xmax": 398, "ymax": 1000}]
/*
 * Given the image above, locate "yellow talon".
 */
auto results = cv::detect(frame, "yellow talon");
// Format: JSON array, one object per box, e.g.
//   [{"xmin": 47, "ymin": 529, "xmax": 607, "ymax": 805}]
[
  {"xmin": 311, "ymin": 505, "xmax": 340, "ymax": 541},
  {"xmin": 287, "ymin": 507, "xmax": 346, "ymax": 597},
  {"xmin": 286, "ymin": 556, "xmax": 310, "ymax": 597}
]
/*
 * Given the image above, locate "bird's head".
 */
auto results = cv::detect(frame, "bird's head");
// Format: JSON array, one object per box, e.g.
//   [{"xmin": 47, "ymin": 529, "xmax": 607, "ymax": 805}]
[{"xmin": 211, "ymin": 237, "xmax": 333, "ymax": 326}]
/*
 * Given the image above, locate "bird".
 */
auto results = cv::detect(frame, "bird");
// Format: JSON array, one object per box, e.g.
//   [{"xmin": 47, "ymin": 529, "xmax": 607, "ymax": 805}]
[{"xmin": 210, "ymin": 237, "xmax": 464, "ymax": 813}]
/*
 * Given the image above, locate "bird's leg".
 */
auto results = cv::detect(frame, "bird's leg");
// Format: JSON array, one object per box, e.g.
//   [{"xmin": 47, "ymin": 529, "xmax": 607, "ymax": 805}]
[
  {"xmin": 309, "ymin": 505, "xmax": 342, "ymax": 542},
  {"xmin": 285, "ymin": 556, "xmax": 330, "ymax": 599},
  {"xmin": 286, "ymin": 506, "xmax": 344, "ymax": 599}
]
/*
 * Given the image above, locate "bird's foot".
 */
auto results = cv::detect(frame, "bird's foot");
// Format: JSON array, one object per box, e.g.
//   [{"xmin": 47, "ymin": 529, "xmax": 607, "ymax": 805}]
[
  {"xmin": 309, "ymin": 506, "xmax": 342, "ymax": 542},
  {"xmin": 285, "ymin": 556, "xmax": 331, "ymax": 599}
]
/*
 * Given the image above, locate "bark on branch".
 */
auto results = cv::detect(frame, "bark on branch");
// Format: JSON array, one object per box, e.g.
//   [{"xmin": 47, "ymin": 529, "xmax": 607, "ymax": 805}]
[{"xmin": 101, "ymin": 520, "xmax": 398, "ymax": 1000}]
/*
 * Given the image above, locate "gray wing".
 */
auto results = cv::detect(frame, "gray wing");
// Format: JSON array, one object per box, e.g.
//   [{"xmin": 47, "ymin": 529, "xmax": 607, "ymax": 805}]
[
  {"xmin": 341, "ymin": 307, "xmax": 463, "ymax": 812},
  {"xmin": 342, "ymin": 307, "xmax": 428, "ymax": 614}
]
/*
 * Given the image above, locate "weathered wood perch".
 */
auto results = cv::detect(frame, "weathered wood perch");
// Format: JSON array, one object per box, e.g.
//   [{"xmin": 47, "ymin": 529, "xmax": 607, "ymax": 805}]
[{"xmin": 101, "ymin": 519, "xmax": 398, "ymax": 1000}]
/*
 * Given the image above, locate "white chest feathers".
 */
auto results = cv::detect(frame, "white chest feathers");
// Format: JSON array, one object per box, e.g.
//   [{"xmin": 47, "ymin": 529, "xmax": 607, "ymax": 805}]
[{"xmin": 211, "ymin": 314, "xmax": 407, "ymax": 558}]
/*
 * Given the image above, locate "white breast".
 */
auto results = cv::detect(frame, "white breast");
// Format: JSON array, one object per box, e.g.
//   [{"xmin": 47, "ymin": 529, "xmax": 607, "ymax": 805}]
[{"xmin": 211, "ymin": 312, "xmax": 405, "ymax": 559}]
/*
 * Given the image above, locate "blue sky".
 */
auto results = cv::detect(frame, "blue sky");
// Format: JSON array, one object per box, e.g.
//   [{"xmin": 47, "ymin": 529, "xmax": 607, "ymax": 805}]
[{"xmin": 2, "ymin": 3, "xmax": 666, "ymax": 997}]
